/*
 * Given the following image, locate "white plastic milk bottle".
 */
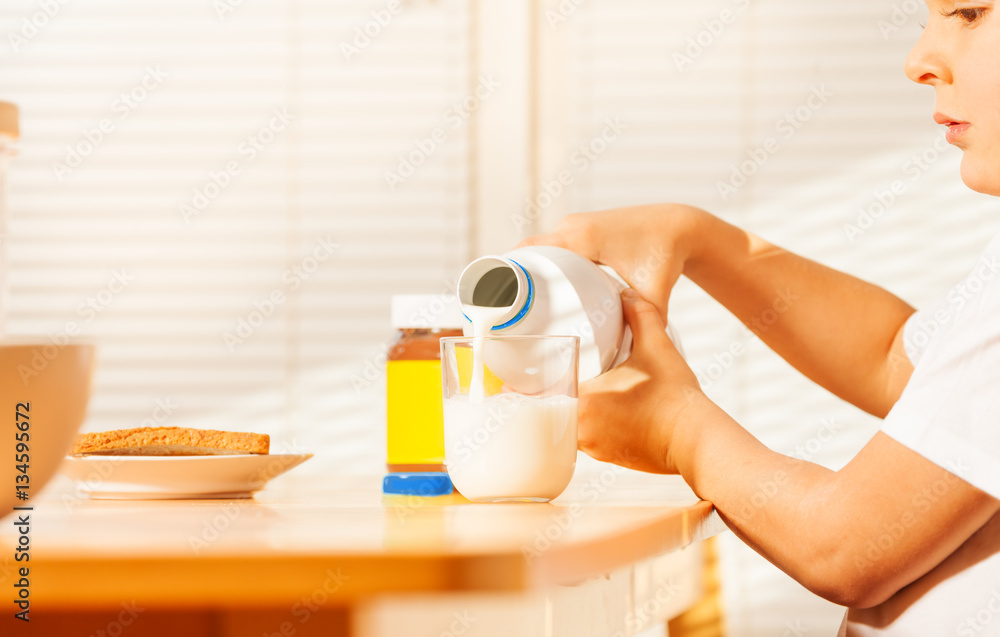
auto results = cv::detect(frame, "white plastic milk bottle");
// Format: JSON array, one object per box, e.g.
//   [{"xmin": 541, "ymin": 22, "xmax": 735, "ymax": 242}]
[{"xmin": 456, "ymin": 245, "xmax": 681, "ymax": 390}]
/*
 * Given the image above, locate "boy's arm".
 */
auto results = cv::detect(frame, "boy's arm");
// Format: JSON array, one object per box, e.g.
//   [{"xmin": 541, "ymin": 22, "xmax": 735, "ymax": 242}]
[
  {"xmin": 677, "ymin": 401, "xmax": 1000, "ymax": 608},
  {"xmin": 682, "ymin": 212, "xmax": 916, "ymax": 417},
  {"xmin": 523, "ymin": 205, "xmax": 916, "ymax": 417},
  {"xmin": 582, "ymin": 293, "xmax": 1000, "ymax": 608}
]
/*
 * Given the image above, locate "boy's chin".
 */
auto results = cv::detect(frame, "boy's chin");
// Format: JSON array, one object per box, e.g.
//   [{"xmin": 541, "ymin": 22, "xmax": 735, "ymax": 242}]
[{"xmin": 959, "ymin": 158, "xmax": 1000, "ymax": 197}]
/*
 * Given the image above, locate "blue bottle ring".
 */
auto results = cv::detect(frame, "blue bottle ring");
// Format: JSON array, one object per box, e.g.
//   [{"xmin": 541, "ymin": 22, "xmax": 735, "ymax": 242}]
[{"xmin": 461, "ymin": 259, "xmax": 534, "ymax": 331}]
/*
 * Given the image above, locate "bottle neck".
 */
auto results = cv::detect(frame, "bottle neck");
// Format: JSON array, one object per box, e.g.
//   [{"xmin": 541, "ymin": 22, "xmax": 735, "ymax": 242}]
[{"xmin": 457, "ymin": 256, "xmax": 533, "ymax": 332}]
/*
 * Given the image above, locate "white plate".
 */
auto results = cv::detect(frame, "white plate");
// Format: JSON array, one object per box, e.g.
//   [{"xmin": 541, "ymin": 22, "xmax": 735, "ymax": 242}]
[{"xmin": 59, "ymin": 454, "xmax": 313, "ymax": 500}]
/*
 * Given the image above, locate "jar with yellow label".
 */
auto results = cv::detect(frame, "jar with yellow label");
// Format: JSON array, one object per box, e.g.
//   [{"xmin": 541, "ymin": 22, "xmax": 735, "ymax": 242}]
[{"xmin": 385, "ymin": 295, "xmax": 464, "ymax": 479}]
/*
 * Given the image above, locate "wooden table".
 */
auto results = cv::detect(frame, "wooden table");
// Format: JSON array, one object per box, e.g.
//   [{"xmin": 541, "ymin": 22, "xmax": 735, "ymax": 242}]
[{"xmin": 0, "ymin": 466, "xmax": 723, "ymax": 637}]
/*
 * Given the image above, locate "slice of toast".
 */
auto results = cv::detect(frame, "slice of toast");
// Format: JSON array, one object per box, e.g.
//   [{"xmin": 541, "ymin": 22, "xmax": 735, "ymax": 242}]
[{"xmin": 71, "ymin": 427, "xmax": 270, "ymax": 456}]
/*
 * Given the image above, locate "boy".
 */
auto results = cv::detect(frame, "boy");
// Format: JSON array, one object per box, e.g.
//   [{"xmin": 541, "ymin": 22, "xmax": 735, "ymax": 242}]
[{"xmin": 523, "ymin": 2, "xmax": 1000, "ymax": 634}]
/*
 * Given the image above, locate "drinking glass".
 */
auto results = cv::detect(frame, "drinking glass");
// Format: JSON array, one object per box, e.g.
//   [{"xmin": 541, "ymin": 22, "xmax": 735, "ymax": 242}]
[{"xmin": 440, "ymin": 335, "xmax": 579, "ymax": 503}]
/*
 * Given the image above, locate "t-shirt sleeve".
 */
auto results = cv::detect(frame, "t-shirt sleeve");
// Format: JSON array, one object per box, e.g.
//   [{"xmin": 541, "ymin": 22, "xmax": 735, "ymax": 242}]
[{"xmin": 881, "ymin": 241, "xmax": 1000, "ymax": 501}]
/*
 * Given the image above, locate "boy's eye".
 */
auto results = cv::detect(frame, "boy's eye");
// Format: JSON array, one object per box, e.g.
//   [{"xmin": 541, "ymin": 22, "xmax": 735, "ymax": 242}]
[{"xmin": 940, "ymin": 7, "xmax": 989, "ymax": 24}]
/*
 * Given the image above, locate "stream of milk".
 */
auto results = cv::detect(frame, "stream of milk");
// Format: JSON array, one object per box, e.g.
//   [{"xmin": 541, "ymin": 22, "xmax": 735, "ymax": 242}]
[{"xmin": 462, "ymin": 304, "xmax": 510, "ymax": 402}]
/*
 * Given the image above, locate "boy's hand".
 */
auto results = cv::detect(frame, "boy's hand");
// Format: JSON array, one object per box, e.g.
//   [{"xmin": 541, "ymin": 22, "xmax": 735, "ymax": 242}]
[
  {"xmin": 519, "ymin": 204, "xmax": 705, "ymax": 321},
  {"xmin": 577, "ymin": 288, "xmax": 705, "ymax": 474}
]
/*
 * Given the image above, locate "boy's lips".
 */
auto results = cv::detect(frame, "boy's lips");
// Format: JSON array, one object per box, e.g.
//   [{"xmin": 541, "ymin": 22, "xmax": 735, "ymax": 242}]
[{"xmin": 934, "ymin": 112, "xmax": 971, "ymax": 144}]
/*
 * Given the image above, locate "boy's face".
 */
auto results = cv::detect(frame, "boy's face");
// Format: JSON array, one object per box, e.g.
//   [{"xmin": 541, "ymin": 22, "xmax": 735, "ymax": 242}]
[{"xmin": 907, "ymin": 1, "xmax": 1000, "ymax": 195}]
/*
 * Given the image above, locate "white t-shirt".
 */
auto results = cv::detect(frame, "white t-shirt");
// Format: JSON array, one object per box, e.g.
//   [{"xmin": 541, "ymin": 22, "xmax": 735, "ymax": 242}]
[{"xmin": 841, "ymin": 235, "xmax": 1000, "ymax": 636}]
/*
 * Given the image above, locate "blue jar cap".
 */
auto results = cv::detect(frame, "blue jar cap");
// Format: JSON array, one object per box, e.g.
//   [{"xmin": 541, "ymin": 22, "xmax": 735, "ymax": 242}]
[{"xmin": 382, "ymin": 472, "xmax": 453, "ymax": 496}]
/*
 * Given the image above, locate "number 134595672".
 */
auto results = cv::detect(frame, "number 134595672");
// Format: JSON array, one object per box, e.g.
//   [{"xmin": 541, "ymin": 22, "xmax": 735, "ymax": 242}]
[{"xmin": 14, "ymin": 402, "xmax": 29, "ymax": 501}]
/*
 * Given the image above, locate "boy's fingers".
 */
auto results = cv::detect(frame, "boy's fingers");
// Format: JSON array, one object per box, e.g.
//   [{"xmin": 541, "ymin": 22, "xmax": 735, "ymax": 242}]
[
  {"xmin": 659, "ymin": 291, "xmax": 672, "ymax": 324},
  {"xmin": 621, "ymin": 288, "xmax": 669, "ymax": 349},
  {"xmin": 516, "ymin": 233, "xmax": 569, "ymax": 250}
]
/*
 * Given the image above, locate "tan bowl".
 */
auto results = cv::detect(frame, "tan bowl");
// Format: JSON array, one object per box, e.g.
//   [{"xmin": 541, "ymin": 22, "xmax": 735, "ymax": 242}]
[{"xmin": 0, "ymin": 343, "xmax": 96, "ymax": 519}]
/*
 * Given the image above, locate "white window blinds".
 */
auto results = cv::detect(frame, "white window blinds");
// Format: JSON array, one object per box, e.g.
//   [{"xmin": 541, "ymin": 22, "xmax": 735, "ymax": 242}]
[{"xmin": 0, "ymin": 0, "xmax": 472, "ymax": 471}]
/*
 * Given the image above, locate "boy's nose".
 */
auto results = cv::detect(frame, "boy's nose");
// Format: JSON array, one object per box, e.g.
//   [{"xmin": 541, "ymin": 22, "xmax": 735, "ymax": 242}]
[{"xmin": 905, "ymin": 28, "xmax": 951, "ymax": 86}]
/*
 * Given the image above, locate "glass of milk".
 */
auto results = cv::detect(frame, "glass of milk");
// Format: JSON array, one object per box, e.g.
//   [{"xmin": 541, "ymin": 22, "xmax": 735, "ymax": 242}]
[{"xmin": 440, "ymin": 335, "xmax": 579, "ymax": 503}]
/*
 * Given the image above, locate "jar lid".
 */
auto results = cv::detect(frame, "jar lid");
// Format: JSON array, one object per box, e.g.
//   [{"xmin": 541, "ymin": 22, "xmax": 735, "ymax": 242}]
[
  {"xmin": 382, "ymin": 472, "xmax": 454, "ymax": 496},
  {"xmin": 0, "ymin": 102, "xmax": 19, "ymax": 139},
  {"xmin": 391, "ymin": 294, "xmax": 466, "ymax": 329}
]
